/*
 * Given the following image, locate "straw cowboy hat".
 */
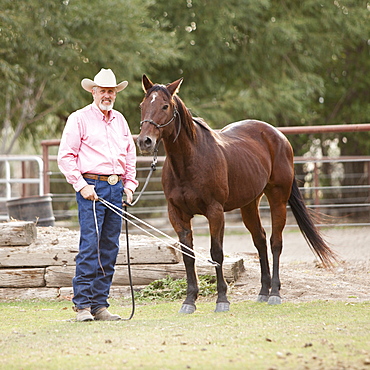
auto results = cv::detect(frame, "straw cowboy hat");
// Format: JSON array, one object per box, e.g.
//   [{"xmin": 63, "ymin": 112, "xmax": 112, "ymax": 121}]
[{"xmin": 81, "ymin": 68, "xmax": 128, "ymax": 93}]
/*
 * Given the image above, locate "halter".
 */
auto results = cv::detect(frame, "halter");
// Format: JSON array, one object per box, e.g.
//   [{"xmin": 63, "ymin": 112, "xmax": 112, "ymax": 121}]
[
  {"xmin": 140, "ymin": 107, "xmax": 178, "ymax": 129},
  {"xmin": 140, "ymin": 107, "xmax": 181, "ymax": 143}
]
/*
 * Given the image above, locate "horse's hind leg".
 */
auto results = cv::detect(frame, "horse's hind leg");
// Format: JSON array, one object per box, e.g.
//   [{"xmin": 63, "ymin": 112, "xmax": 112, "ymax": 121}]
[
  {"xmin": 240, "ymin": 201, "xmax": 271, "ymax": 302},
  {"xmin": 168, "ymin": 205, "xmax": 198, "ymax": 314},
  {"xmin": 265, "ymin": 187, "xmax": 290, "ymax": 305}
]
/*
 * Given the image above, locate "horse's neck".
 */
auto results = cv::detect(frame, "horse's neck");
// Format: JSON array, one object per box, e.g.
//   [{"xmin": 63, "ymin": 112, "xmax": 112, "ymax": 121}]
[
  {"xmin": 163, "ymin": 136, "xmax": 193, "ymax": 164},
  {"xmin": 163, "ymin": 118, "xmax": 198, "ymax": 169}
]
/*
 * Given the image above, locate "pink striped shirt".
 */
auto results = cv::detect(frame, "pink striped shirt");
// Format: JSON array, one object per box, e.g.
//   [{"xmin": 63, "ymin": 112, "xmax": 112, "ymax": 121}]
[{"xmin": 57, "ymin": 103, "xmax": 138, "ymax": 193}]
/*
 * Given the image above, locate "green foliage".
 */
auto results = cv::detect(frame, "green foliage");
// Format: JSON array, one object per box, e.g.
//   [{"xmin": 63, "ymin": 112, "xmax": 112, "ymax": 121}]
[
  {"xmin": 135, "ymin": 275, "xmax": 217, "ymax": 301},
  {"xmin": 0, "ymin": 0, "xmax": 181, "ymax": 153},
  {"xmin": 149, "ymin": 0, "xmax": 369, "ymax": 131},
  {"xmin": 0, "ymin": 0, "xmax": 368, "ymax": 154}
]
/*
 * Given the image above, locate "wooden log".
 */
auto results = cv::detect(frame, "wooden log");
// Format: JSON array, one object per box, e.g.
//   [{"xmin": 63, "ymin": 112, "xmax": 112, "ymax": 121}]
[
  {"xmin": 0, "ymin": 228, "xmax": 181, "ymax": 267},
  {"xmin": 0, "ymin": 287, "xmax": 60, "ymax": 301},
  {"xmin": 0, "ymin": 245, "xmax": 77, "ymax": 268},
  {"xmin": 116, "ymin": 235, "xmax": 181, "ymax": 265},
  {"xmin": 45, "ymin": 258, "xmax": 244, "ymax": 287},
  {"xmin": 44, "ymin": 265, "xmax": 72, "ymax": 288},
  {"xmin": 0, "ymin": 268, "xmax": 45, "ymax": 288},
  {"xmin": 0, "ymin": 286, "xmax": 145, "ymax": 301},
  {"xmin": 0, "ymin": 221, "xmax": 37, "ymax": 246},
  {"xmin": 0, "ymin": 241, "xmax": 181, "ymax": 267}
]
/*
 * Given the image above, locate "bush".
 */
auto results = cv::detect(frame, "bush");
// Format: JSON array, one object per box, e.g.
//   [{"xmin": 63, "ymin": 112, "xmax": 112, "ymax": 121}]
[{"xmin": 135, "ymin": 275, "xmax": 217, "ymax": 302}]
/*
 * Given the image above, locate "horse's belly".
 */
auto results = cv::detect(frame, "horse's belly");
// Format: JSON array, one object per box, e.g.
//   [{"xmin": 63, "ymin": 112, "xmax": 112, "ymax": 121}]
[{"xmin": 223, "ymin": 182, "xmax": 266, "ymax": 211}]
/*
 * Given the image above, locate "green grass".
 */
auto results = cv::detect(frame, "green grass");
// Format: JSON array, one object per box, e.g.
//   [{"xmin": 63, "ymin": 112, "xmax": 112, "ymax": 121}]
[
  {"xmin": 135, "ymin": 275, "xmax": 217, "ymax": 302},
  {"xmin": 0, "ymin": 300, "xmax": 369, "ymax": 369}
]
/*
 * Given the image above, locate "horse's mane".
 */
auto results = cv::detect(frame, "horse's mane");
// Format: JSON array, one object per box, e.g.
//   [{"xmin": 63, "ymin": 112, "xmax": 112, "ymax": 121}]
[
  {"xmin": 146, "ymin": 84, "xmax": 211, "ymax": 141},
  {"xmin": 192, "ymin": 117, "xmax": 213, "ymax": 132}
]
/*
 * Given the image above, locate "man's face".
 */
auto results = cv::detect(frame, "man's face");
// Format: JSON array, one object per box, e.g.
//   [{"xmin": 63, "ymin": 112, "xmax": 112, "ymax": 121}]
[{"xmin": 92, "ymin": 87, "xmax": 117, "ymax": 111}]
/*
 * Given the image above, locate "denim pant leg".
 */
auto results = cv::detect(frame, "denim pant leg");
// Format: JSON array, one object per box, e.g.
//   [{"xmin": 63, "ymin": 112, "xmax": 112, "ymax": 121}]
[
  {"xmin": 72, "ymin": 188, "xmax": 100, "ymax": 309},
  {"xmin": 90, "ymin": 209, "xmax": 122, "ymax": 312},
  {"xmin": 72, "ymin": 178, "xmax": 123, "ymax": 311}
]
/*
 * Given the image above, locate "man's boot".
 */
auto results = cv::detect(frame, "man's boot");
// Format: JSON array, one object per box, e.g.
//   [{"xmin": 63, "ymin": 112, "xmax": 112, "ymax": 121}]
[
  {"xmin": 75, "ymin": 307, "xmax": 94, "ymax": 322},
  {"xmin": 94, "ymin": 307, "xmax": 121, "ymax": 321}
]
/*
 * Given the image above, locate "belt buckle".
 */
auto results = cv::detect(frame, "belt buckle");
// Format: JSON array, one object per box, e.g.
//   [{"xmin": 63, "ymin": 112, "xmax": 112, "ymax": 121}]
[{"xmin": 107, "ymin": 174, "xmax": 119, "ymax": 185}]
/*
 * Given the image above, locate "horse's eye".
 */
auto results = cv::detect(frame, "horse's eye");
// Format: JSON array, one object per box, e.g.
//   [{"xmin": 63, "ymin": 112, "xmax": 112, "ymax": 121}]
[{"xmin": 163, "ymin": 104, "xmax": 169, "ymax": 110}]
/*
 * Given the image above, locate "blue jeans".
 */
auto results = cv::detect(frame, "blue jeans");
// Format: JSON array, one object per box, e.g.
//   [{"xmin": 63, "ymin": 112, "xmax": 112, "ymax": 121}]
[{"xmin": 73, "ymin": 178, "xmax": 123, "ymax": 314}]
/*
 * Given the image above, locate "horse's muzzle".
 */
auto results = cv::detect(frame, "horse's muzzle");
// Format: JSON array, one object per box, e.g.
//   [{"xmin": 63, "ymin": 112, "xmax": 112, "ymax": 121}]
[{"xmin": 136, "ymin": 134, "xmax": 156, "ymax": 155}]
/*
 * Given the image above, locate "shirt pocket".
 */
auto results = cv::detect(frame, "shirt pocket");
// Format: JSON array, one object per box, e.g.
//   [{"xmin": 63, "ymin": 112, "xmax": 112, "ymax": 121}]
[{"xmin": 118, "ymin": 133, "xmax": 129, "ymax": 156}]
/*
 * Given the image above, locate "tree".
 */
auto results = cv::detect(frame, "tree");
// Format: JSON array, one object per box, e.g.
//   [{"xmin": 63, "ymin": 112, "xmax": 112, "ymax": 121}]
[
  {"xmin": 1, "ymin": 0, "xmax": 368, "ymax": 156},
  {"xmin": 0, "ymin": 0, "xmax": 181, "ymax": 154},
  {"xmin": 148, "ymin": 0, "xmax": 369, "ymax": 135}
]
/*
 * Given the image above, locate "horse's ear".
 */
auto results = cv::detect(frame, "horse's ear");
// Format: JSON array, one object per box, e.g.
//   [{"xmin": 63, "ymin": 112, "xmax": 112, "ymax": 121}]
[
  {"xmin": 166, "ymin": 78, "xmax": 183, "ymax": 96},
  {"xmin": 142, "ymin": 74, "xmax": 154, "ymax": 93}
]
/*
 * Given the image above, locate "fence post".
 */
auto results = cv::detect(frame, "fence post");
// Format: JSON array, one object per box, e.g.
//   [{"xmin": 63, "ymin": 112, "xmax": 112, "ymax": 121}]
[
  {"xmin": 41, "ymin": 139, "xmax": 61, "ymax": 195},
  {"xmin": 42, "ymin": 142, "xmax": 50, "ymax": 195},
  {"xmin": 313, "ymin": 162, "xmax": 320, "ymax": 206}
]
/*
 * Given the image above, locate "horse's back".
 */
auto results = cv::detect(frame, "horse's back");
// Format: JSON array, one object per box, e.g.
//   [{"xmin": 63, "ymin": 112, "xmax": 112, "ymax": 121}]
[
  {"xmin": 221, "ymin": 119, "xmax": 286, "ymax": 143},
  {"xmin": 218, "ymin": 119, "xmax": 294, "ymax": 208},
  {"xmin": 219, "ymin": 119, "xmax": 292, "ymax": 160}
]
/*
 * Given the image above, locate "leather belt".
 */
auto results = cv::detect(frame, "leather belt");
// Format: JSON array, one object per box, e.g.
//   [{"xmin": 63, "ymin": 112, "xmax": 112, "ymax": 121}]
[{"xmin": 83, "ymin": 173, "xmax": 121, "ymax": 185}]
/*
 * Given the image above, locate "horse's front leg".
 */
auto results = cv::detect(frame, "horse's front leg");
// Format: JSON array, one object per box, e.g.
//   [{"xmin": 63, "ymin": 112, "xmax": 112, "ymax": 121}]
[
  {"xmin": 207, "ymin": 205, "xmax": 229, "ymax": 312},
  {"xmin": 168, "ymin": 205, "xmax": 198, "ymax": 314}
]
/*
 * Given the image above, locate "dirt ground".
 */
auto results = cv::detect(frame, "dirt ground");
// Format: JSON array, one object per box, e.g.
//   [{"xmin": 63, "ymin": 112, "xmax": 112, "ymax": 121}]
[{"xmin": 194, "ymin": 227, "xmax": 370, "ymax": 303}]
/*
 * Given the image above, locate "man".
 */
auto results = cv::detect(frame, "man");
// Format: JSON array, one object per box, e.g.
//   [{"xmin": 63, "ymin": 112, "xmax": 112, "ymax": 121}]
[{"xmin": 58, "ymin": 68, "xmax": 138, "ymax": 322}]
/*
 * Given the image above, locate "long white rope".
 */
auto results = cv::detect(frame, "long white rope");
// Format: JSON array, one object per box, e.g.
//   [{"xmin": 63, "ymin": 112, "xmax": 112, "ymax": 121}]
[
  {"xmin": 92, "ymin": 200, "xmax": 106, "ymax": 275},
  {"xmin": 98, "ymin": 197, "xmax": 219, "ymax": 266}
]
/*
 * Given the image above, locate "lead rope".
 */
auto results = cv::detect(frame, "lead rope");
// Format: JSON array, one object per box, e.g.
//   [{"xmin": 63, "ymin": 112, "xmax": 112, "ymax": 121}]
[
  {"xmin": 121, "ymin": 152, "xmax": 156, "ymax": 319},
  {"xmin": 91, "ymin": 154, "xmax": 159, "ymax": 320},
  {"xmin": 123, "ymin": 205, "xmax": 135, "ymax": 320},
  {"xmin": 92, "ymin": 200, "xmax": 105, "ymax": 276},
  {"xmin": 129, "ymin": 149, "xmax": 158, "ymax": 207},
  {"xmin": 122, "ymin": 152, "xmax": 159, "ymax": 319},
  {"xmin": 99, "ymin": 197, "xmax": 219, "ymax": 266}
]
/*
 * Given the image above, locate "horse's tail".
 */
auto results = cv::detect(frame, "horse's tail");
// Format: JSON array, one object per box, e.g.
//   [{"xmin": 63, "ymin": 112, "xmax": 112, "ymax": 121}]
[{"xmin": 288, "ymin": 178, "xmax": 338, "ymax": 267}]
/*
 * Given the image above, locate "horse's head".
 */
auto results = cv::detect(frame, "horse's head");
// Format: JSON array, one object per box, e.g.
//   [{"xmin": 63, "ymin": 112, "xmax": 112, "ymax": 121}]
[{"xmin": 137, "ymin": 74, "xmax": 183, "ymax": 154}]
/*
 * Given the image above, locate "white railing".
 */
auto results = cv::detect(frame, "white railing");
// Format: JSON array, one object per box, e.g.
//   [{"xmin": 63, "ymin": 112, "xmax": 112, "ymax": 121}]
[{"xmin": 0, "ymin": 155, "xmax": 44, "ymax": 202}]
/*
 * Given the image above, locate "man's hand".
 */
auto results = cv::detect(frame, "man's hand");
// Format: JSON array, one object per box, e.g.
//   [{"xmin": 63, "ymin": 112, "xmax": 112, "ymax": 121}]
[
  {"xmin": 123, "ymin": 188, "xmax": 133, "ymax": 205},
  {"xmin": 80, "ymin": 185, "xmax": 98, "ymax": 201}
]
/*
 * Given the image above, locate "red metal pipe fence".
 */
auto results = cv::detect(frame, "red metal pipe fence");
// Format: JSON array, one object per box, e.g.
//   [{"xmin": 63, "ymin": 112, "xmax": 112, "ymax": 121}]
[
  {"xmin": 40, "ymin": 123, "xmax": 370, "ymax": 230},
  {"xmin": 41, "ymin": 123, "xmax": 370, "ymax": 195}
]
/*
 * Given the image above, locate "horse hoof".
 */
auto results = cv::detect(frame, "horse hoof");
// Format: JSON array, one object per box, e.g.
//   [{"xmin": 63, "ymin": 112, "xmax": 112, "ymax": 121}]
[
  {"xmin": 215, "ymin": 302, "xmax": 230, "ymax": 312},
  {"xmin": 268, "ymin": 296, "xmax": 282, "ymax": 305},
  {"xmin": 257, "ymin": 295, "xmax": 269, "ymax": 303},
  {"xmin": 179, "ymin": 304, "xmax": 196, "ymax": 314}
]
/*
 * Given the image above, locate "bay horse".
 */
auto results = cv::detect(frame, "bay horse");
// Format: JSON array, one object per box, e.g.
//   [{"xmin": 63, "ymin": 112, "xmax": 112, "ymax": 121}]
[{"xmin": 137, "ymin": 75, "xmax": 337, "ymax": 313}]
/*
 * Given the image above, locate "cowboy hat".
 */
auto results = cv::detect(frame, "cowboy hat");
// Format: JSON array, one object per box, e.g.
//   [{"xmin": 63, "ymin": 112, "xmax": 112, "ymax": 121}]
[{"xmin": 81, "ymin": 68, "xmax": 128, "ymax": 92}]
